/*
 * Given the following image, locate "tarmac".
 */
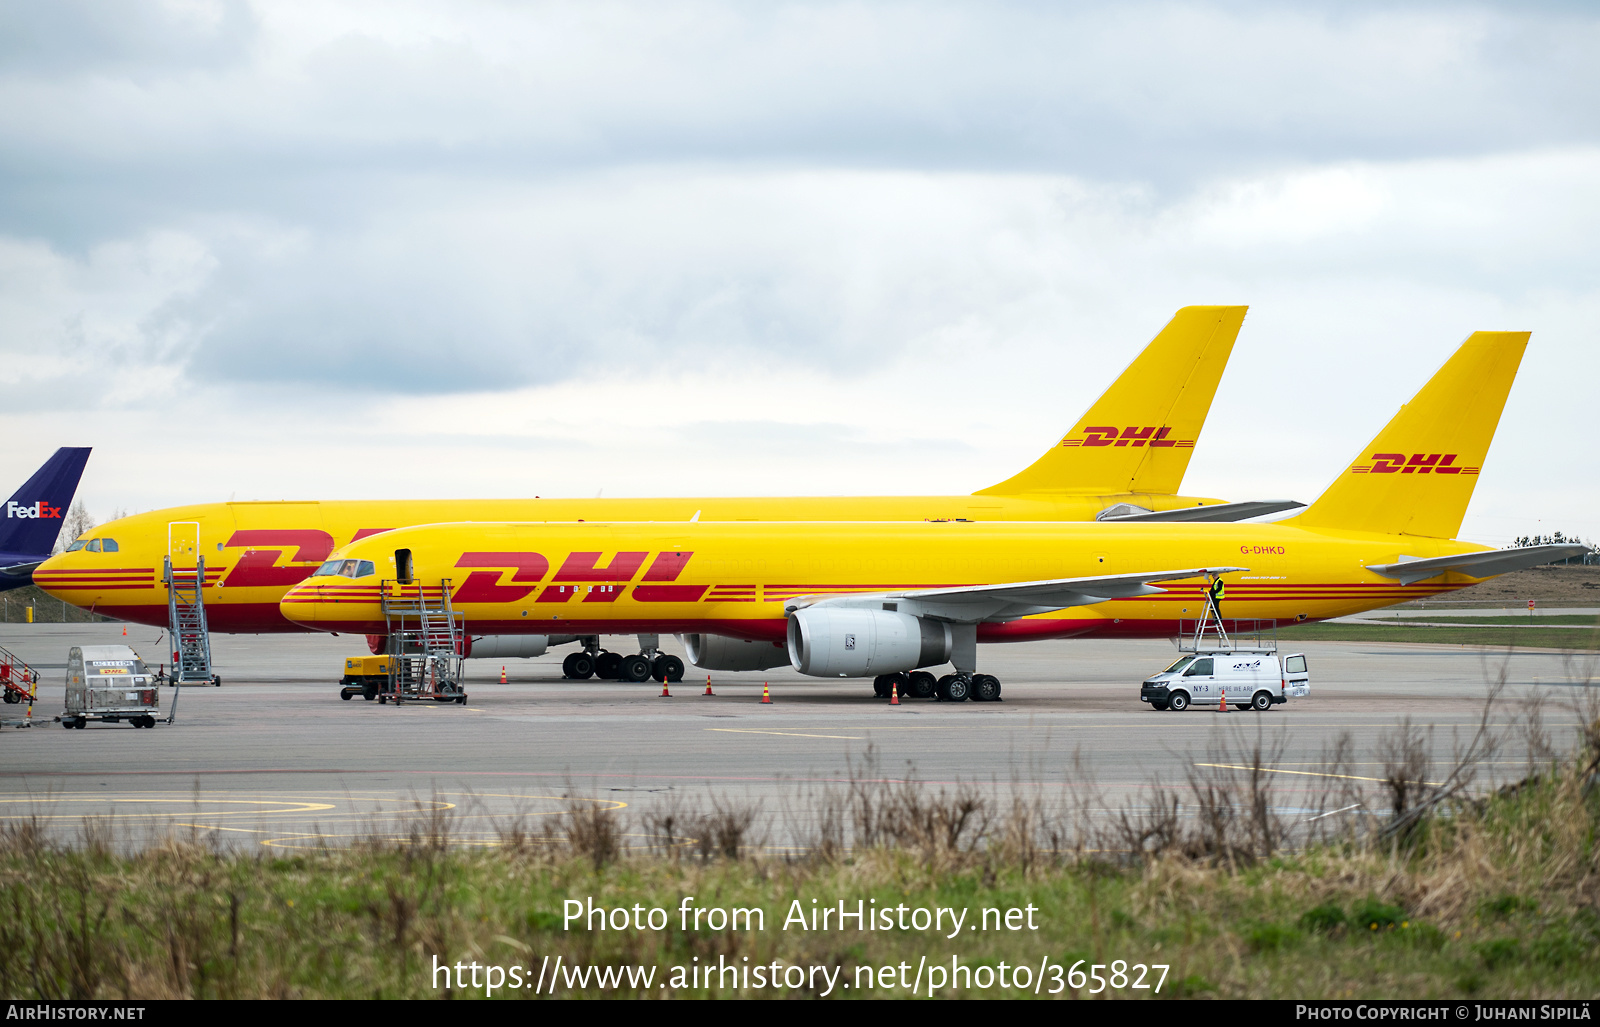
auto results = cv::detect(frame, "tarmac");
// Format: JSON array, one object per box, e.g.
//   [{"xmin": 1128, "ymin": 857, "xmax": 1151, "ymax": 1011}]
[{"xmin": 0, "ymin": 623, "xmax": 1594, "ymax": 851}]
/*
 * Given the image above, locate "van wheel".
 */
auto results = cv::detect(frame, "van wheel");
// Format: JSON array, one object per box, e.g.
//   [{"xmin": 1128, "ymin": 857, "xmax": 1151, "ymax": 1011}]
[
  {"xmin": 1167, "ymin": 691, "xmax": 1190, "ymax": 712},
  {"xmin": 1251, "ymin": 691, "xmax": 1273, "ymax": 711},
  {"xmin": 1150, "ymin": 700, "xmax": 1169, "ymax": 711}
]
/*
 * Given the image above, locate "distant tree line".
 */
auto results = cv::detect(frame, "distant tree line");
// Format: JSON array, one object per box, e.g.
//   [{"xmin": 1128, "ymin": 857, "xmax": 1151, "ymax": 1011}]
[{"xmin": 1513, "ymin": 531, "xmax": 1598, "ymax": 565}]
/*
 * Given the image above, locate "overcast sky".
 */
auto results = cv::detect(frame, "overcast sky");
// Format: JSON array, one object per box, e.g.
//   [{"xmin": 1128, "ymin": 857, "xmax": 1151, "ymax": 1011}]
[{"xmin": 2, "ymin": 0, "xmax": 1596, "ymax": 547}]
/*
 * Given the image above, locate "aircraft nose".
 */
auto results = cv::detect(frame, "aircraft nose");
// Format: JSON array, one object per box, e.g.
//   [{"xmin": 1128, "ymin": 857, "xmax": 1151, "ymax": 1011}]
[{"xmin": 278, "ymin": 583, "xmax": 320, "ymax": 626}]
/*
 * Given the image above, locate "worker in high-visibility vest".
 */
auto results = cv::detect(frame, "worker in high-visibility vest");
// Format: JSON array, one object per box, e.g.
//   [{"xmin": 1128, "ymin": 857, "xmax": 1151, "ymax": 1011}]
[{"xmin": 1208, "ymin": 576, "xmax": 1226, "ymax": 618}]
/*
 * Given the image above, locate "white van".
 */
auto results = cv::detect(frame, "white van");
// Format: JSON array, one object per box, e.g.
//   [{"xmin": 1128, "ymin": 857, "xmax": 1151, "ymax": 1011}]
[{"xmin": 1140, "ymin": 649, "xmax": 1310, "ymax": 711}]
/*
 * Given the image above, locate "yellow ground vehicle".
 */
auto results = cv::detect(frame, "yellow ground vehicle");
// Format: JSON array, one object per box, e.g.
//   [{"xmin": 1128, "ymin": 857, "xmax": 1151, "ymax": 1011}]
[{"xmin": 339, "ymin": 655, "xmax": 391, "ymax": 701}]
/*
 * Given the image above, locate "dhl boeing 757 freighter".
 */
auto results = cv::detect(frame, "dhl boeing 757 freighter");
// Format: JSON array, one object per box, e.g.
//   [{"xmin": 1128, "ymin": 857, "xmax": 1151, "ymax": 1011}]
[
  {"xmin": 277, "ymin": 331, "xmax": 1585, "ymax": 697},
  {"xmin": 35, "ymin": 307, "xmax": 1297, "ymax": 674}
]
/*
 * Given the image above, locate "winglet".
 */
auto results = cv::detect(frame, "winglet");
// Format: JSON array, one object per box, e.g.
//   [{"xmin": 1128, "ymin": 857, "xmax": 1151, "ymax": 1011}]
[
  {"xmin": 976, "ymin": 305, "xmax": 1246, "ymax": 496},
  {"xmin": 1289, "ymin": 332, "xmax": 1528, "ymax": 539}
]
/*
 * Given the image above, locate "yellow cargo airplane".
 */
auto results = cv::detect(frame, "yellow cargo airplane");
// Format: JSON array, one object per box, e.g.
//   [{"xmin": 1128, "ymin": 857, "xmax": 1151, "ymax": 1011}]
[
  {"xmin": 35, "ymin": 307, "xmax": 1292, "ymax": 674},
  {"xmin": 277, "ymin": 331, "xmax": 1585, "ymax": 697}
]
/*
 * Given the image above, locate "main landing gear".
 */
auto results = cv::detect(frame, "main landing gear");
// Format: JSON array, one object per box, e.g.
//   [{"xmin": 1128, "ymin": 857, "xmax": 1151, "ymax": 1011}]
[
  {"xmin": 562, "ymin": 635, "xmax": 685, "ymax": 684},
  {"xmin": 872, "ymin": 671, "xmax": 1002, "ymax": 703}
]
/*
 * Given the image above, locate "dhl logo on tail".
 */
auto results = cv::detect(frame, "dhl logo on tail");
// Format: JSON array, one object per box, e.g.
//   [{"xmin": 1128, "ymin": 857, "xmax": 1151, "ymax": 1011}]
[
  {"xmin": 1348, "ymin": 453, "xmax": 1480, "ymax": 475},
  {"xmin": 1061, "ymin": 426, "xmax": 1195, "ymax": 449}
]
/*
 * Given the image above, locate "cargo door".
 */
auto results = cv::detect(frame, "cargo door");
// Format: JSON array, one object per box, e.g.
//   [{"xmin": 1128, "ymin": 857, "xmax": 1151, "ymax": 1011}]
[
  {"xmin": 168, "ymin": 522, "xmax": 200, "ymax": 572},
  {"xmin": 1283, "ymin": 653, "xmax": 1310, "ymax": 698}
]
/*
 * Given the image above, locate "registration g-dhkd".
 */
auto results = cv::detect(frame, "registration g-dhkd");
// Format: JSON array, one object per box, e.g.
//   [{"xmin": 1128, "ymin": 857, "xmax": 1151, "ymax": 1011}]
[{"xmin": 1067, "ymin": 960, "xmax": 1168, "ymax": 994}]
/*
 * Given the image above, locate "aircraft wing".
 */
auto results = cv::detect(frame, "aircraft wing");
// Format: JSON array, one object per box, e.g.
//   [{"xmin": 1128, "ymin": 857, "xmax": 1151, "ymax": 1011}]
[
  {"xmin": 783, "ymin": 566, "xmax": 1247, "ymax": 623},
  {"xmin": 1096, "ymin": 500, "xmax": 1304, "ymax": 523},
  {"xmin": 1366, "ymin": 545, "xmax": 1591, "ymax": 586}
]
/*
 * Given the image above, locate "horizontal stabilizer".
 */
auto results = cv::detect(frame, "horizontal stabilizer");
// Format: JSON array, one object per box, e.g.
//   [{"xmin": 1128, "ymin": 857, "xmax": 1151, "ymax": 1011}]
[
  {"xmin": 1367, "ymin": 545, "xmax": 1590, "ymax": 586},
  {"xmin": 0, "ymin": 561, "xmax": 45, "ymax": 578},
  {"xmin": 786, "ymin": 566, "xmax": 1248, "ymax": 623},
  {"xmin": 1097, "ymin": 500, "xmax": 1305, "ymax": 523}
]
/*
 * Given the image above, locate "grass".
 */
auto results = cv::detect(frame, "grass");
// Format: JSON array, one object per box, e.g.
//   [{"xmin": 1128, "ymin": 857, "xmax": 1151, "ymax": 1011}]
[
  {"xmin": 1381, "ymin": 616, "xmax": 1600, "ymax": 626},
  {"xmin": 1277, "ymin": 622, "xmax": 1600, "ymax": 650},
  {"xmin": 3, "ymin": 691, "xmax": 1598, "ymax": 1000}
]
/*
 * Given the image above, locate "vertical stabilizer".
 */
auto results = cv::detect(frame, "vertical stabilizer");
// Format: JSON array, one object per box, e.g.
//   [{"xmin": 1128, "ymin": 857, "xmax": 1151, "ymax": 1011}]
[
  {"xmin": 1290, "ymin": 332, "xmax": 1528, "ymax": 539},
  {"xmin": 976, "ymin": 305, "xmax": 1246, "ymax": 496},
  {"xmin": 0, "ymin": 448, "xmax": 92, "ymax": 556}
]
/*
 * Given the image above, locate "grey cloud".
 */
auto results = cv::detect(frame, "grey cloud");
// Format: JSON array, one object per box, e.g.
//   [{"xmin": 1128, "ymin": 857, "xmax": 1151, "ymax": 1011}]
[{"xmin": 0, "ymin": 0, "xmax": 256, "ymax": 77}]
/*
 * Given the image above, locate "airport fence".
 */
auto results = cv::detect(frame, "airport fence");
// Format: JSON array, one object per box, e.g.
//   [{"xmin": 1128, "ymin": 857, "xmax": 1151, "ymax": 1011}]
[{"xmin": 0, "ymin": 584, "xmax": 115, "ymax": 624}]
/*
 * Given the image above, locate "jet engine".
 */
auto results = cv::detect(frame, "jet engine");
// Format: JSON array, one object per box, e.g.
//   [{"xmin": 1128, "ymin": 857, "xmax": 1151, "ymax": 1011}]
[
  {"xmin": 680, "ymin": 633, "xmax": 791, "ymax": 671},
  {"xmin": 786, "ymin": 608, "xmax": 952, "ymax": 678},
  {"xmin": 464, "ymin": 635, "xmax": 550, "ymax": 660}
]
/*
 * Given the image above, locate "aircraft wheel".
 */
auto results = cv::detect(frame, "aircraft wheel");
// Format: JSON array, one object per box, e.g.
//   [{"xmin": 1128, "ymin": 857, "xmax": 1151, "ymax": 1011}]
[
  {"xmin": 945, "ymin": 675, "xmax": 971, "ymax": 702},
  {"xmin": 596, "ymin": 651, "xmax": 623, "ymax": 680},
  {"xmin": 971, "ymin": 674, "xmax": 1001, "ymax": 702},
  {"xmin": 653, "ymin": 654, "xmax": 684, "ymax": 683},
  {"xmin": 908, "ymin": 671, "xmax": 937, "ymax": 699},
  {"xmin": 566, "ymin": 653, "xmax": 596, "ymax": 680},
  {"xmin": 619, "ymin": 655, "xmax": 652, "ymax": 683},
  {"xmin": 872, "ymin": 675, "xmax": 892, "ymax": 698},
  {"xmin": 1167, "ymin": 691, "xmax": 1190, "ymax": 712},
  {"xmin": 934, "ymin": 674, "xmax": 955, "ymax": 701}
]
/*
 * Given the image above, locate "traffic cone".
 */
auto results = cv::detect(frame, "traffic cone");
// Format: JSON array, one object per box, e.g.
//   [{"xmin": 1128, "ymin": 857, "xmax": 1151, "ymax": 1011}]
[
  {"xmin": 1218, "ymin": 689, "xmax": 1228, "ymax": 712},
  {"xmin": 760, "ymin": 682, "xmax": 772, "ymax": 704},
  {"xmin": 889, "ymin": 682, "xmax": 900, "ymax": 705},
  {"xmin": 703, "ymin": 675, "xmax": 714, "ymax": 696},
  {"xmin": 121, "ymin": 624, "xmax": 127, "ymax": 636},
  {"xmin": 499, "ymin": 666, "xmax": 507, "ymax": 684},
  {"xmin": 660, "ymin": 680, "xmax": 672, "ymax": 698}
]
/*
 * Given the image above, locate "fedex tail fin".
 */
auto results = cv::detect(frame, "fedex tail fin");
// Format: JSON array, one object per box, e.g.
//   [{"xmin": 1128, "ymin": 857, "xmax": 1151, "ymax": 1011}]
[
  {"xmin": 976, "ymin": 305, "xmax": 1245, "ymax": 496},
  {"xmin": 1290, "ymin": 332, "xmax": 1527, "ymax": 539},
  {"xmin": 0, "ymin": 448, "xmax": 91, "ymax": 557}
]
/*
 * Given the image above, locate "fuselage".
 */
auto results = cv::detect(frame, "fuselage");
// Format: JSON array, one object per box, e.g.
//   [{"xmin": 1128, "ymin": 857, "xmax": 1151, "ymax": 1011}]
[
  {"xmin": 278, "ymin": 519, "xmax": 1491, "ymax": 642},
  {"xmin": 31, "ymin": 491, "xmax": 1228, "ymax": 632}
]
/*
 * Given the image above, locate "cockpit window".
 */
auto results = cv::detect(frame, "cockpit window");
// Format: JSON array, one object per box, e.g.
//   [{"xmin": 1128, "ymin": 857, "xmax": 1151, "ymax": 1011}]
[
  {"xmin": 66, "ymin": 540, "xmax": 87, "ymax": 552},
  {"xmin": 85, "ymin": 539, "xmax": 101, "ymax": 553},
  {"xmin": 312, "ymin": 559, "xmax": 377, "ymax": 579},
  {"xmin": 101, "ymin": 539, "xmax": 119, "ymax": 552}
]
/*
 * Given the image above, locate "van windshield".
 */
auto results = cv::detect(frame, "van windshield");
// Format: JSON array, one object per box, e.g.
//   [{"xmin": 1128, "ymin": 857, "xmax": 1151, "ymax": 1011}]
[{"xmin": 1163, "ymin": 656, "xmax": 1195, "ymax": 674}]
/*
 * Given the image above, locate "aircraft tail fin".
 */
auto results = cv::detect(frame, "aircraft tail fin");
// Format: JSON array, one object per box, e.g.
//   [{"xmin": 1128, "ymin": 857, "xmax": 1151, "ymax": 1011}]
[
  {"xmin": 976, "ymin": 305, "xmax": 1245, "ymax": 496},
  {"xmin": 1289, "ymin": 332, "xmax": 1528, "ymax": 539},
  {"xmin": 0, "ymin": 448, "xmax": 91, "ymax": 556}
]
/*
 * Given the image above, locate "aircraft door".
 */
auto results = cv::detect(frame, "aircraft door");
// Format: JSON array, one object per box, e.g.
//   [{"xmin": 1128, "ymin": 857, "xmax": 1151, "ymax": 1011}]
[
  {"xmin": 396, "ymin": 548, "xmax": 414, "ymax": 584},
  {"xmin": 168, "ymin": 522, "xmax": 200, "ymax": 571}
]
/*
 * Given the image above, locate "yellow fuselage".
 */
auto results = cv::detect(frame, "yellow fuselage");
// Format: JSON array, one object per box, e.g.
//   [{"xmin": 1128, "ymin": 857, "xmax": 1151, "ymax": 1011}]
[
  {"xmin": 278, "ymin": 519, "xmax": 1489, "ymax": 643},
  {"xmin": 31, "ymin": 491, "xmax": 1225, "ymax": 633}
]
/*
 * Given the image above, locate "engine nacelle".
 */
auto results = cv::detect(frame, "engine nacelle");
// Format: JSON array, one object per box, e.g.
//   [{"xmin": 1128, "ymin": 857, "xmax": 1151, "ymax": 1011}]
[
  {"xmin": 463, "ymin": 635, "xmax": 549, "ymax": 659},
  {"xmin": 786, "ymin": 608, "xmax": 952, "ymax": 678},
  {"xmin": 680, "ymin": 633, "xmax": 791, "ymax": 671}
]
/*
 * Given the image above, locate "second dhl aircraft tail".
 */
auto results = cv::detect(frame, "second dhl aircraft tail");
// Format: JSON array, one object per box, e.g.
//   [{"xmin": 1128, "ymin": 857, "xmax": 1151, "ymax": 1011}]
[
  {"xmin": 1289, "ymin": 331, "xmax": 1529, "ymax": 540},
  {"xmin": 978, "ymin": 305, "xmax": 1247, "ymax": 497}
]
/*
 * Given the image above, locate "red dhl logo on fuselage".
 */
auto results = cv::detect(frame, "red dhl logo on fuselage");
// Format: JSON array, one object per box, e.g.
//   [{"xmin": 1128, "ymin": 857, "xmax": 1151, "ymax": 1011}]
[
  {"xmin": 1060, "ymin": 426, "xmax": 1194, "ymax": 449},
  {"xmin": 448, "ymin": 551, "xmax": 701, "ymax": 604},
  {"xmin": 1348, "ymin": 453, "xmax": 1479, "ymax": 475}
]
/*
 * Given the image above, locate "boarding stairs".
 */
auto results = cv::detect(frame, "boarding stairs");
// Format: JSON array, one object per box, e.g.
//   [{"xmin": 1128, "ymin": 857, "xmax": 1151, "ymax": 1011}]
[
  {"xmin": 379, "ymin": 580, "xmax": 468, "ymax": 705},
  {"xmin": 164, "ymin": 556, "xmax": 216, "ymax": 694},
  {"xmin": 0, "ymin": 642, "xmax": 38, "ymax": 727}
]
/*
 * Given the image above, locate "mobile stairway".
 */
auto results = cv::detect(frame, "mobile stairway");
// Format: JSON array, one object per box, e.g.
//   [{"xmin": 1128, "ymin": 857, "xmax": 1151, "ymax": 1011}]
[
  {"xmin": 0, "ymin": 642, "xmax": 38, "ymax": 728},
  {"xmin": 378, "ymin": 580, "xmax": 468, "ymax": 705}
]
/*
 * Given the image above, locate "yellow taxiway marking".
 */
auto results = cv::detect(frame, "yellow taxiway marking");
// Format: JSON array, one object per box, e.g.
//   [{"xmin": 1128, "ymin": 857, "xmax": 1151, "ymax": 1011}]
[
  {"xmin": 708, "ymin": 728, "xmax": 865, "ymax": 740},
  {"xmin": 1195, "ymin": 763, "xmax": 1442, "ymax": 787},
  {"xmin": 0, "ymin": 797, "xmax": 339, "ymax": 819}
]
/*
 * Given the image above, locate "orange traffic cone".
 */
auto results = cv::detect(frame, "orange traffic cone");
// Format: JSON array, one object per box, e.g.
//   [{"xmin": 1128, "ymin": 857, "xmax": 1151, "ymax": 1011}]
[
  {"xmin": 760, "ymin": 682, "xmax": 772, "ymax": 704},
  {"xmin": 703, "ymin": 675, "xmax": 714, "ymax": 696},
  {"xmin": 889, "ymin": 682, "xmax": 900, "ymax": 705},
  {"xmin": 1218, "ymin": 689, "xmax": 1228, "ymax": 712},
  {"xmin": 499, "ymin": 666, "xmax": 507, "ymax": 684},
  {"xmin": 121, "ymin": 624, "xmax": 127, "ymax": 636},
  {"xmin": 660, "ymin": 680, "xmax": 672, "ymax": 697}
]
